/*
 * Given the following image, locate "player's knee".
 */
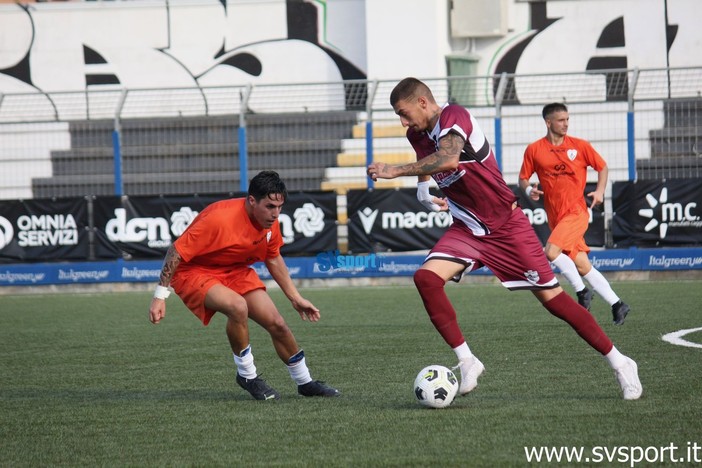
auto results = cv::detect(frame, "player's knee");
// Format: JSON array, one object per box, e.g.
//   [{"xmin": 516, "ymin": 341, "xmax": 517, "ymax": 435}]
[
  {"xmin": 575, "ymin": 253, "xmax": 593, "ymax": 275},
  {"xmin": 266, "ymin": 315, "xmax": 292, "ymax": 338},
  {"xmin": 414, "ymin": 269, "xmax": 445, "ymax": 292},
  {"xmin": 544, "ymin": 244, "xmax": 561, "ymax": 260},
  {"xmin": 219, "ymin": 295, "xmax": 248, "ymax": 320}
]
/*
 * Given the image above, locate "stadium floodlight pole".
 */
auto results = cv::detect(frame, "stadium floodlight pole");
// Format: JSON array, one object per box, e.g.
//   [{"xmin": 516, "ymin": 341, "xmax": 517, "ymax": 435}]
[
  {"xmin": 239, "ymin": 84, "xmax": 253, "ymax": 192},
  {"xmin": 112, "ymin": 88, "xmax": 128, "ymax": 196},
  {"xmin": 627, "ymin": 67, "xmax": 640, "ymax": 182},
  {"xmin": 493, "ymin": 72, "xmax": 508, "ymax": 171},
  {"xmin": 366, "ymin": 80, "xmax": 379, "ymax": 190}
]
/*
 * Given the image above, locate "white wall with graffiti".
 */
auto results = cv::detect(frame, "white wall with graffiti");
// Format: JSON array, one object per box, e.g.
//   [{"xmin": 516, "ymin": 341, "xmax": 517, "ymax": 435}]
[
  {"xmin": 0, "ymin": 0, "xmax": 366, "ymax": 94},
  {"xmin": 0, "ymin": 0, "xmax": 700, "ymax": 97},
  {"xmin": 0, "ymin": 0, "xmax": 699, "ymax": 200}
]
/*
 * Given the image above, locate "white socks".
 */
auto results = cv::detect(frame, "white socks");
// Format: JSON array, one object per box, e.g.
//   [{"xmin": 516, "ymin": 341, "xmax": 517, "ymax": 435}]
[
  {"xmin": 234, "ymin": 346, "xmax": 313, "ymax": 385},
  {"xmin": 583, "ymin": 268, "xmax": 620, "ymax": 306},
  {"xmin": 604, "ymin": 346, "xmax": 628, "ymax": 369},
  {"xmin": 287, "ymin": 349, "xmax": 312, "ymax": 385},
  {"xmin": 233, "ymin": 344, "xmax": 257, "ymax": 379},
  {"xmin": 453, "ymin": 342, "xmax": 473, "ymax": 361},
  {"xmin": 553, "ymin": 253, "xmax": 621, "ymax": 305},
  {"xmin": 552, "ymin": 253, "xmax": 586, "ymax": 292}
]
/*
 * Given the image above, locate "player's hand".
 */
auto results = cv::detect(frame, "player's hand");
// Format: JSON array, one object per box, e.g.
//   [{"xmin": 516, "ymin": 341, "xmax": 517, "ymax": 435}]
[
  {"xmin": 587, "ymin": 189, "xmax": 604, "ymax": 208},
  {"xmin": 527, "ymin": 183, "xmax": 543, "ymax": 201},
  {"xmin": 367, "ymin": 162, "xmax": 395, "ymax": 181},
  {"xmin": 291, "ymin": 296, "xmax": 320, "ymax": 322},
  {"xmin": 149, "ymin": 298, "xmax": 166, "ymax": 324},
  {"xmin": 433, "ymin": 197, "xmax": 449, "ymax": 211}
]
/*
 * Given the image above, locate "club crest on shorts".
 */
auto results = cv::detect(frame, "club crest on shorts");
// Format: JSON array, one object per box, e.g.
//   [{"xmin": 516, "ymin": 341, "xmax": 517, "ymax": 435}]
[
  {"xmin": 567, "ymin": 149, "xmax": 578, "ymax": 161},
  {"xmin": 524, "ymin": 269, "xmax": 540, "ymax": 284}
]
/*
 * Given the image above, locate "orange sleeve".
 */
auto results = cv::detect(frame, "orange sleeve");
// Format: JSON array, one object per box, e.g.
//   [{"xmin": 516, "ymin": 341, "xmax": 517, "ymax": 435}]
[
  {"xmin": 519, "ymin": 142, "xmax": 536, "ymax": 180},
  {"xmin": 173, "ymin": 198, "xmax": 277, "ymax": 267},
  {"xmin": 173, "ymin": 204, "xmax": 223, "ymax": 262},
  {"xmin": 173, "ymin": 199, "xmax": 245, "ymax": 263}
]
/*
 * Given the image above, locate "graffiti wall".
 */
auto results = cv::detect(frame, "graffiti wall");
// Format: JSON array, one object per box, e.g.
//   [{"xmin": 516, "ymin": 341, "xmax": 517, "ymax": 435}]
[
  {"xmin": 481, "ymin": 0, "xmax": 701, "ymax": 104},
  {"xmin": 0, "ymin": 0, "xmax": 367, "ymax": 95},
  {"xmin": 488, "ymin": 0, "xmax": 700, "ymax": 75},
  {"xmin": 1, "ymin": 0, "xmax": 699, "ymax": 103}
]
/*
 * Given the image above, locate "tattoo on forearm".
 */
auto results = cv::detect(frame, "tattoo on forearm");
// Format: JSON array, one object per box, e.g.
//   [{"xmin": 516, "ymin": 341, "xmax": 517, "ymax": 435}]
[
  {"xmin": 159, "ymin": 246, "xmax": 181, "ymax": 286},
  {"xmin": 403, "ymin": 158, "xmax": 444, "ymax": 176},
  {"xmin": 401, "ymin": 133, "xmax": 463, "ymax": 176}
]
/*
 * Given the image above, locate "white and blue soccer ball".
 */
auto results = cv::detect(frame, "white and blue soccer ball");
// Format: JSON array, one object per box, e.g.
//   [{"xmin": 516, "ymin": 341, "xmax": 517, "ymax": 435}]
[{"xmin": 413, "ymin": 365, "xmax": 459, "ymax": 409}]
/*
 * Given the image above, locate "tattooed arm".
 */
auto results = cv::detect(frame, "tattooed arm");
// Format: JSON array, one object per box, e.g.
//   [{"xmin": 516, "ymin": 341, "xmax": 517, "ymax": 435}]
[
  {"xmin": 157, "ymin": 245, "xmax": 181, "ymax": 288},
  {"xmin": 148, "ymin": 245, "xmax": 182, "ymax": 324},
  {"xmin": 367, "ymin": 132, "xmax": 464, "ymax": 180}
]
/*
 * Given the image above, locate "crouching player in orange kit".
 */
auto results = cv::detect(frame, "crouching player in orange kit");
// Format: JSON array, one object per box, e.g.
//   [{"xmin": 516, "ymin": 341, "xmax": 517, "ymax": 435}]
[{"xmin": 148, "ymin": 171, "xmax": 339, "ymax": 400}]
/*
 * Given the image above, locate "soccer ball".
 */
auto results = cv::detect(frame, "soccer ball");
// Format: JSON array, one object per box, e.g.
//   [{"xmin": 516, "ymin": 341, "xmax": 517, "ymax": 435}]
[{"xmin": 413, "ymin": 365, "xmax": 459, "ymax": 409}]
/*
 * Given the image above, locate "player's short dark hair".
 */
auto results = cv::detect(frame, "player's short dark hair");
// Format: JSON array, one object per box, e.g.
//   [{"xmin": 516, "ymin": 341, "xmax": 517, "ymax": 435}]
[
  {"xmin": 248, "ymin": 170, "xmax": 288, "ymax": 201},
  {"xmin": 542, "ymin": 102, "xmax": 568, "ymax": 120},
  {"xmin": 390, "ymin": 77, "xmax": 435, "ymax": 107}
]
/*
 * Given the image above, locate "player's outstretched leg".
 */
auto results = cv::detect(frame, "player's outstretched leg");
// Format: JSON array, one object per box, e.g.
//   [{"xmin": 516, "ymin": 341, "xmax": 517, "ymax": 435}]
[
  {"xmin": 414, "ymin": 269, "xmax": 484, "ymax": 395},
  {"xmin": 541, "ymin": 290, "xmax": 642, "ymax": 399},
  {"xmin": 413, "ymin": 269, "xmax": 467, "ymax": 348}
]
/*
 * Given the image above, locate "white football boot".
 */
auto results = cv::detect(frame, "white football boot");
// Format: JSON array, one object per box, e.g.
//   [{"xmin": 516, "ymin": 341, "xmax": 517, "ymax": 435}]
[
  {"xmin": 454, "ymin": 355, "xmax": 485, "ymax": 395},
  {"xmin": 614, "ymin": 356, "xmax": 643, "ymax": 400}
]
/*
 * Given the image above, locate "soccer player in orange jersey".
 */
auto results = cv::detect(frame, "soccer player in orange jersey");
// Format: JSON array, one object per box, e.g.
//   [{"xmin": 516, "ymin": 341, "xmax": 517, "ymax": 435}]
[
  {"xmin": 519, "ymin": 103, "xmax": 630, "ymax": 325},
  {"xmin": 148, "ymin": 171, "xmax": 339, "ymax": 400}
]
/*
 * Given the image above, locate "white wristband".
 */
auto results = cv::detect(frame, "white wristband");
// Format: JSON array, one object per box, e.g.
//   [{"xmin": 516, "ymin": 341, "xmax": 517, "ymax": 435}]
[
  {"xmin": 525, "ymin": 186, "xmax": 533, "ymax": 197},
  {"xmin": 417, "ymin": 181, "xmax": 441, "ymax": 212},
  {"xmin": 154, "ymin": 285, "xmax": 171, "ymax": 300}
]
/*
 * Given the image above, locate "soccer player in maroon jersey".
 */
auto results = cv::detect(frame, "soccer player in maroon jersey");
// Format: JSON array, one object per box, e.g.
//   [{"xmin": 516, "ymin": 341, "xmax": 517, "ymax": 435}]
[{"xmin": 367, "ymin": 78, "xmax": 641, "ymax": 400}]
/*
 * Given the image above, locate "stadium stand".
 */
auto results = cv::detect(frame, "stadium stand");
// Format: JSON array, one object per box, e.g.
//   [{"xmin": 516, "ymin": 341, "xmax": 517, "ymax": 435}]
[
  {"xmin": 636, "ymin": 98, "xmax": 702, "ymax": 179},
  {"xmin": 31, "ymin": 111, "xmax": 358, "ymax": 197},
  {"xmin": 320, "ymin": 121, "xmax": 417, "ymax": 192},
  {"xmin": 19, "ymin": 94, "xmax": 702, "ymax": 198}
]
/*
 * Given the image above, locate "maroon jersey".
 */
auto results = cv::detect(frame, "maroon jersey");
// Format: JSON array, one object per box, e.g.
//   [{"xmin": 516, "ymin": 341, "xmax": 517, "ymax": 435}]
[{"xmin": 407, "ymin": 104, "xmax": 517, "ymax": 236}]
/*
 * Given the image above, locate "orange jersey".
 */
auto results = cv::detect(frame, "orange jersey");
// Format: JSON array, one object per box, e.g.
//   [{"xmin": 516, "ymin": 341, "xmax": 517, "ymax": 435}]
[
  {"xmin": 520, "ymin": 135, "xmax": 606, "ymax": 225},
  {"xmin": 173, "ymin": 198, "xmax": 283, "ymax": 273}
]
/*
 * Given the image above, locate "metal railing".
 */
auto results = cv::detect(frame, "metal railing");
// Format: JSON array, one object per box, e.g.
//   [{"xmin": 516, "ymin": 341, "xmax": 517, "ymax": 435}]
[{"xmin": 0, "ymin": 67, "xmax": 699, "ymax": 200}]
